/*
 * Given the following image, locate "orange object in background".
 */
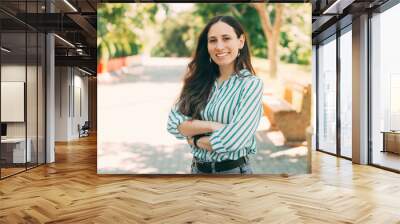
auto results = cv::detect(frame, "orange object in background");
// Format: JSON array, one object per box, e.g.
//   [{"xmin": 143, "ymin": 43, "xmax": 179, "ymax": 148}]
[
  {"xmin": 107, "ymin": 57, "xmax": 125, "ymax": 72},
  {"xmin": 97, "ymin": 57, "xmax": 127, "ymax": 74},
  {"xmin": 97, "ymin": 58, "xmax": 109, "ymax": 74},
  {"xmin": 98, "ymin": 55, "xmax": 142, "ymax": 75}
]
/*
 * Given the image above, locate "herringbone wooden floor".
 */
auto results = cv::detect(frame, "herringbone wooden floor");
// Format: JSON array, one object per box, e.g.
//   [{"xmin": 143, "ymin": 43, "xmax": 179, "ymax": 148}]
[{"xmin": 1, "ymin": 135, "xmax": 400, "ymax": 224}]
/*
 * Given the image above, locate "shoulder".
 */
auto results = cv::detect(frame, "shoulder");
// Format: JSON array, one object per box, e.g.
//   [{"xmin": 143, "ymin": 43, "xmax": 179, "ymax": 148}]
[
  {"xmin": 236, "ymin": 68, "xmax": 253, "ymax": 78},
  {"xmin": 236, "ymin": 69, "xmax": 263, "ymax": 88}
]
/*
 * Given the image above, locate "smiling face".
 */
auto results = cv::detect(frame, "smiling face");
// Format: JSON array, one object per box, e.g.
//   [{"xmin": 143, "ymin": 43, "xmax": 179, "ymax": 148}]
[{"xmin": 207, "ymin": 21, "xmax": 245, "ymax": 71}]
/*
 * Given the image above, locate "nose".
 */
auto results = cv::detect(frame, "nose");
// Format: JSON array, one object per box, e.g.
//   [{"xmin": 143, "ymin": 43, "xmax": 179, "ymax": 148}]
[{"xmin": 215, "ymin": 40, "xmax": 224, "ymax": 50}]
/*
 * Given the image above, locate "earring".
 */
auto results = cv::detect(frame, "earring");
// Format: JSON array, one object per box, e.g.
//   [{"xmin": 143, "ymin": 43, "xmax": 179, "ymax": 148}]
[
  {"xmin": 209, "ymin": 57, "xmax": 212, "ymax": 63},
  {"xmin": 238, "ymin": 50, "xmax": 241, "ymax": 57}
]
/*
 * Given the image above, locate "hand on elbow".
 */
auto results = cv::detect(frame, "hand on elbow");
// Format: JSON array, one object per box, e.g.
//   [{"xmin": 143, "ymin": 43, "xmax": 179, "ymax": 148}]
[
  {"xmin": 187, "ymin": 136, "xmax": 213, "ymax": 152},
  {"xmin": 197, "ymin": 136, "xmax": 213, "ymax": 152}
]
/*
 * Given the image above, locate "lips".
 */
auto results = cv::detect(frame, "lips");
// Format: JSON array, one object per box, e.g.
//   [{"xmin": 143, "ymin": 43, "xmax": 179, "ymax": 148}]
[{"xmin": 216, "ymin": 52, "xmax": 229, "ymax": 58}]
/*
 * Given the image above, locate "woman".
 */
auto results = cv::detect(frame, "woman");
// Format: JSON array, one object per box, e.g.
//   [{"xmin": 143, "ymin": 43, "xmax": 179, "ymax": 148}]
[{"xmin": 167, "ymin": 15, "xmax": 263, "ymax": 174}]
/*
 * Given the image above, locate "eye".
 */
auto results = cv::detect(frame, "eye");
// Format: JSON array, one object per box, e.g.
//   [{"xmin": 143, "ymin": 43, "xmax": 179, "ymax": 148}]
[
  {"xmin": 208, "ymin": 39, "xmax": 216, "ymax": 43},
  {"xmin": 223, "ymin": 37, "xmax": 231, "ymax": 41}
]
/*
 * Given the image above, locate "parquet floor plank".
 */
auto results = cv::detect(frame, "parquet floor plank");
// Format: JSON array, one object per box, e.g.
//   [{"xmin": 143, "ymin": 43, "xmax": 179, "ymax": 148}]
[{"xmin": 0, "ymin": 135, "xmax": 400, "ymax": 223}]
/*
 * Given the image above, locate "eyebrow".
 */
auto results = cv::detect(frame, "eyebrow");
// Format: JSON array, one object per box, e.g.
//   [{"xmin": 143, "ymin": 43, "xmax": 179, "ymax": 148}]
[{"xmin": 208, "ymin": 34, "xmax": 232, "ymax": 39}]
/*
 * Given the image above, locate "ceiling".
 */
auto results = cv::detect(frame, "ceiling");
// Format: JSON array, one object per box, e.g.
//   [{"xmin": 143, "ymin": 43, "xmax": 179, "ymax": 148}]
[
  {"xmin": 312, "ymin": 0, "xmax": 390, "ymax": 43},
  {"xmin": 0, "ymin": 0, "xmax": 97, "ymax": 74}
]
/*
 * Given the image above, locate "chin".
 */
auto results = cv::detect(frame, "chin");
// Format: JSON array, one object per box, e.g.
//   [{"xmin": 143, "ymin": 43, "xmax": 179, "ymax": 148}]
[{"xmin": 214, "ymin": 59, "xmax": 235, "ymax": 67}]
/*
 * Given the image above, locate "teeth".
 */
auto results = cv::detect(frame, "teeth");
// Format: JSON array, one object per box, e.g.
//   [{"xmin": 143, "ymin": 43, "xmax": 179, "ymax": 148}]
[{"xmin": 216, "ymin": 53, "xmax": 228, "ymax": 57}]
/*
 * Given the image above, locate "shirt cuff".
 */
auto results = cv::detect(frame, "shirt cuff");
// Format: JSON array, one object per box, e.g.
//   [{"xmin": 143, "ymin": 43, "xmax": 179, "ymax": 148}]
[
  {"xmin": 209, "ymin": 130, "xmax": 227, "ymax": 153},
  {"xmin": 175, "ymin": 116, "xmax": 191, "ymax": 139}
]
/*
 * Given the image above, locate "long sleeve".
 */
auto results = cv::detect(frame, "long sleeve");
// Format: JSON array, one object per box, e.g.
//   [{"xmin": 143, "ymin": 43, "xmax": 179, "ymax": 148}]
[
  {"xmin": 208, "ymin": 77, "xmax": 263, "ymax": 153},
  {"xmin": 167, "ymin": 104, "xmax": 192, "ymax": 140}
]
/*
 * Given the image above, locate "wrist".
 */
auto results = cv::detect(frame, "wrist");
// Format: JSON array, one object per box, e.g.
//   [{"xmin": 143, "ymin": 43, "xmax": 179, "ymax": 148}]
[
  {"xmin": 210, "ymin": 122, "xmax": 223, "ymax": 132},
  {"xmin": 209, "ymin": 122, "xmax": 218, "ymax": 132},
  {"xmin": 193, "ymin": 135, "xmax": 201, "ymax": 148}
]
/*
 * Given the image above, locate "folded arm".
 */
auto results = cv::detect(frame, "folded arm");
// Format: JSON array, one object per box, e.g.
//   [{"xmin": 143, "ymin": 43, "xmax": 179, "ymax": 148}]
[
  {"xmin": 178, "ymin": 120, "xmax": 224, "ymax": 137},
  {"xmin": 167, "ymin": 105, "xmax": 224, "ymax": 139}
]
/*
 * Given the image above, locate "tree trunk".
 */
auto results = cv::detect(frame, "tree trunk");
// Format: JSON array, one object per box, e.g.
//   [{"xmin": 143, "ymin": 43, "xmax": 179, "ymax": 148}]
[
  {"xmin": 251, "ymin": 3, "xmax": 283, "ymax": 79},
  {"xmin": 268, "ymin": 36, "xmax": 278, "ymax": 78}
]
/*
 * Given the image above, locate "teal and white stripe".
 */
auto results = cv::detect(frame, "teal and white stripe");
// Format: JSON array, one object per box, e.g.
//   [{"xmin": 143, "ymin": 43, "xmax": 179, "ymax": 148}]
[{"xmin": 167, "ymin": 68, "xmax": 263, "ymax": 162}]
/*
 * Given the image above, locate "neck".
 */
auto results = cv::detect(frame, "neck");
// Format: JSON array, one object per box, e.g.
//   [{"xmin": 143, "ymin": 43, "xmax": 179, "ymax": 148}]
[{"xmin": 218, "ymin": 64, "xmax": 234, "ymax": 81}]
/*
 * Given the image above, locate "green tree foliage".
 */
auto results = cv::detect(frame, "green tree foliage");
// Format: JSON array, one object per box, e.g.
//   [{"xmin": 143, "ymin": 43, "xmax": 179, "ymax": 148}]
[
  {"xmin": 153, "ymin": 3, "xmax": 310, "ymax": 65},
  {"xmin": 151, "ymin": 13, "xmax": 202, "ymax": 57},
  {"xmin": 97, "ymin": 3, "xmax": 159, "ymax": 60},
  {"xmin": 279, "ymin": 4, "xmax": 311, "ymax": 65},
  {"xmin": 98, "ymin": 3, "xmax": 311, "ymax": 66}
]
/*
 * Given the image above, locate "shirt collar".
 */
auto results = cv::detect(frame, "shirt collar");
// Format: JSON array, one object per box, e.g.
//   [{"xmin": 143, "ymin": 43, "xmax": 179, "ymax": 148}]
[
  {"xmin": 235, "ymin": 68, "xmax": 252, "ymax": 77},
  {"xmin": 214, "ymin": 69, "xmax": 252, "ymax": 89}
]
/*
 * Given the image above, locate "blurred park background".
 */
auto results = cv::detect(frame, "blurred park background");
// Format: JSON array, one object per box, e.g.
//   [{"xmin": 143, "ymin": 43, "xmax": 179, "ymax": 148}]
[{"xmin": 97, "ymin": 3, "xmax": 312, "ymax": 174}]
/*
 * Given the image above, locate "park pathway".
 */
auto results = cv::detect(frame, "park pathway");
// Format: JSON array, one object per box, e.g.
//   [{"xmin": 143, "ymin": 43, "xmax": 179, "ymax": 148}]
[{"xmin": 97, "ymin": 57, "xmax": 307, "ymax": 174}]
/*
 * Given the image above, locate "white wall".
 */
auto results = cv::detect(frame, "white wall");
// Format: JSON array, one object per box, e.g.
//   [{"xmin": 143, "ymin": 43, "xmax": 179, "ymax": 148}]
[
  {"xmin": 1, "ymin": 65, "xmax": 26, "ymax": 141},
  {"xmin": 1, "ymin": 66, "xmax": 25, "ymax": 126},
  {"xmin": 55, "ymin": 66, "xmax": 70, "ymax": 141},
  {"xmin": 1, "ymin": 65, "xmax": 35, "ymax": 138},
  {"xmin": 55, "ymin": 67, "xmax": 89, "ymax": 141}
]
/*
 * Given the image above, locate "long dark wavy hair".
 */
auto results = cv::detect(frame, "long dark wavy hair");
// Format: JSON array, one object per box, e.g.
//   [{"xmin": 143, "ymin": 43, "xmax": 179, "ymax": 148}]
[{"xmin": 177, "ymin": 15, "xmax": 255, "ymax": 120}]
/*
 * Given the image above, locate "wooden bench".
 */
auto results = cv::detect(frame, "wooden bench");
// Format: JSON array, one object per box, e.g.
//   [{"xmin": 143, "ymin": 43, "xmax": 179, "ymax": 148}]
[{"xmin": 262, "ymin": 82, "xmax": 311, "ymax": 144}]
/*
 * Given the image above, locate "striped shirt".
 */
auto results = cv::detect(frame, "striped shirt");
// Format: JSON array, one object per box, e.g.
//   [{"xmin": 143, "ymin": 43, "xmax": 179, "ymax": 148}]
[{"xmin": 167, "ymin": 68, "xmax": 264, "ymax": 162}]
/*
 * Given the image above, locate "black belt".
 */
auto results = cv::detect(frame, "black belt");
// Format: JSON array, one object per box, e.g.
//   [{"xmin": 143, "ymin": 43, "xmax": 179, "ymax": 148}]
[{"xmin": 194, "ymin": 157, "xmax": 246, "ymax": 173}]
